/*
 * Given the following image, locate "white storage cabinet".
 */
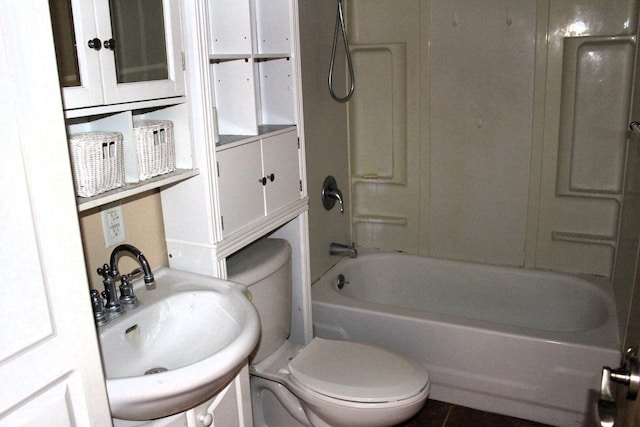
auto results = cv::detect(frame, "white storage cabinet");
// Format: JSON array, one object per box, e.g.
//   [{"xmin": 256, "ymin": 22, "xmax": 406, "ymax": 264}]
[
  {"xmin": 53, "ymin": 0, "xmax": 185, "ymax": 110},
  {"xmin": 217, "ymin": 129, "xmax": 301, "ymax": 237}
]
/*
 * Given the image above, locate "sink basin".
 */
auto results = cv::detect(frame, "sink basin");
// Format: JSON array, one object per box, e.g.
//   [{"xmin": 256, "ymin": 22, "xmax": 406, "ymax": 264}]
[{"xmin": 97, "ymin": 267, "xmax": 260, "ymax": 421}]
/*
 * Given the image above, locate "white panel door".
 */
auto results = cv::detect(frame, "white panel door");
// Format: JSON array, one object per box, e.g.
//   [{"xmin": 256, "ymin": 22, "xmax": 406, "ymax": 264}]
[
  {"xmin": 0, "ymin": 2, "xmax": 111, "ymax": 425},
  {"xmin": 217, "ymin": 142, "xmax": 265, "ymax": 237},
  {"xmin": 262, "ymin": 131, "xmax": 301, "ymax": 214}
]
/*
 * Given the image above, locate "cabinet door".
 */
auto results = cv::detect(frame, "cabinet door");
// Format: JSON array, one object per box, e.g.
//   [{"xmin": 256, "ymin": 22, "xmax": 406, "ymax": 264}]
[
  {"xmin": 49, "ymin": 0, "xmax": 105, "ymax": 109},
  {"xmin": 217, "ymin": 142, "xmax": 265, "ymax": 237},
  {"xmin": 96, "ymin": 0, "xmax": 185, "ymax": 105},
  {"xmin": 51, "ymin": 0, "xmax": 185, "ymax": 109},
  {"xmin": 262, "ymin": 131, "xmax": 301, "ymax": 214},
  {"xmin": 193, "ymin": 381, "xmax": 240, "ymax": 427}
]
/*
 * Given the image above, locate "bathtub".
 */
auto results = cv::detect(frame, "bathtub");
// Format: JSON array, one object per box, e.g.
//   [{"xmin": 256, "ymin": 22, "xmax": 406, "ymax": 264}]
[{"xmin": 311, "ymin": 249, "xmax": 620, "ymax": 427}]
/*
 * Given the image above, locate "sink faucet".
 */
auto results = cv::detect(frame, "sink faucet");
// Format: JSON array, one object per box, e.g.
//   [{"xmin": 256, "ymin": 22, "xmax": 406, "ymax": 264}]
[
  {"xmin": 329, "ymin": 242, "xmax": 358, "ymax": 258},
  {"xmin": 94, "ymin": 244, "xmax": 155, "ymax": 325},
  {"xmin": 109, "ymin": 244, "xmax": 156, "ymax": 289}
]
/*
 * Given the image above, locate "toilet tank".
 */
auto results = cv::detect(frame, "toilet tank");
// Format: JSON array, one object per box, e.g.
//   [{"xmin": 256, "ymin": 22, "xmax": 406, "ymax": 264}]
[{"xmin": 227, "ymin": 238, "xmax": 292, "ymax": 364}]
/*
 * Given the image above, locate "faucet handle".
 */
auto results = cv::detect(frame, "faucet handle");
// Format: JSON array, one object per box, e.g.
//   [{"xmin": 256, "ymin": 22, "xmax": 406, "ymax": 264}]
[
  {"xmin": 90, "ymin": 289, "xmax": 110, "ymax": 326},
  {"xmin": 322, "ymin": 175, "xmax": 345, "ymax": 214},
  {"xmin": 125, "ymin": 268, "xmax": 143, "ymax": 279},
  {"xmin": 119, "ymin": 275, "xmax": 140, "ymax": 310},
  {"xmin": 99, "ymin": 263, "xmax": 124, "ymax": 318},
  {"xmin": 97, "ymin": 263, "xmax": 113, "ymax": 279}
]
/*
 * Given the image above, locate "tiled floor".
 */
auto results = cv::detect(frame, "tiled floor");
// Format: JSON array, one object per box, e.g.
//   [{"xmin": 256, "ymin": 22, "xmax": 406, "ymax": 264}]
[{"xmin": 394, "ymin": 400, "xmax": 552, "ymax": 427}]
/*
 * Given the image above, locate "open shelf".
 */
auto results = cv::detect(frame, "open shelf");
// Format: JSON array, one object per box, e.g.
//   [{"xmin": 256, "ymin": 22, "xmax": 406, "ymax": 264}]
[{"xmin": 77, "ymin": 168, "xmax": 199, "ymax": 212}]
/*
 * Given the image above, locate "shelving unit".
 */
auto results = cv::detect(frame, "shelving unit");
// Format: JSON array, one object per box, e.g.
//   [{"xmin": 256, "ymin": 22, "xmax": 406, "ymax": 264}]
[
  {"xmin": 66, "ymin": 100, "xmax": 196, "ymax": 211},
  {"xmin": 160, "ymin": 0, "xmax": 309, "ymax": 332},
  {"xmin": 50, "ymin": 0, "xmax": 196, "ymax": 212},
  {"xmin": 207, "ymin": 0, "xmax": 296, "ymax": 138},
  {"xmin": 157, "ymin": 1, "xmax": 311, "ymax": 423}
]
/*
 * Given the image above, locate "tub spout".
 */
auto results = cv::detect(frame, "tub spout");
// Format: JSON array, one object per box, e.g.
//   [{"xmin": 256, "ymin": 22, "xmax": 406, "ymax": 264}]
[{"xmin": 330, "ymin": 242, "xmax": 358, "ymax": 258}]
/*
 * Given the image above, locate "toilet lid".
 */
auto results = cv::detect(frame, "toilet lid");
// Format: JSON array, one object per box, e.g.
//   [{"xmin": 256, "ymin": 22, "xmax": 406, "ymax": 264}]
[{"xmin": 288, "ymin": 338, "xmax": 428, "ymax": 403}]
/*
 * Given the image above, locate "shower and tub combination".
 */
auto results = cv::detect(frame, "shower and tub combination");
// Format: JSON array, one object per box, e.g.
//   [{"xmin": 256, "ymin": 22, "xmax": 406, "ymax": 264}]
[
  {"xmin": 312, "ymin": 248, "xmax": 620, "ymax": 426},
  {"xmin": 305, "ymin": 0, "xmax": 640, "ymax": 425}
]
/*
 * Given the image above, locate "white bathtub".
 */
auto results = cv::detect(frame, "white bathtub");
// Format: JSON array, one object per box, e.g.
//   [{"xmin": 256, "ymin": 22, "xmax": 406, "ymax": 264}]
[{"xmin": 311, "ymin": 249, "xmax": 620, "ymax": 426}]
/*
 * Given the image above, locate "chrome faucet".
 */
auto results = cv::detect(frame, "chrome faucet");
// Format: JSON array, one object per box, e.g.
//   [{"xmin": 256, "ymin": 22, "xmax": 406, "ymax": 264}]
[
  {"xmin": 109, "ymin": 244, "xmax": 156, "ymax": 289},
  {"xmin": 325, "ymin": 187, "xmax": 344, "ymax": 213},
  {"xmin": 329, "ymin": 242, "xmax": 358, "ymax": 258},
  {"xmin": 93, "ymin": 244, "xmax": 155, "ymax": 325}
]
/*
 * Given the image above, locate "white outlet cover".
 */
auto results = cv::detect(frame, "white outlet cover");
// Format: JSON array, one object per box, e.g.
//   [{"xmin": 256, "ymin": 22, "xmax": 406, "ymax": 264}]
[{"xmin": 102, "ymin": 204, "xmax": 126, "ymax": 247}]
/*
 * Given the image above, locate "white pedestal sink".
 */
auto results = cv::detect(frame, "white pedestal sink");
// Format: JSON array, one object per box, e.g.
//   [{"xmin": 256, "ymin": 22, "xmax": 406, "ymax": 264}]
[{"xmin": 97, "ymin": 267, "xmax": 260, "ymax": 421}]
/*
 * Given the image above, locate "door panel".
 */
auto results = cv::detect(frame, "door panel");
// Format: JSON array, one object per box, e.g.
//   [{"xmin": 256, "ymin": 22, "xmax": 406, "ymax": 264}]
[
  {"xmin": 0, "ymin": 2, "xmax": 111, "ymax": 425},
  {"xmin": 262, "ymin": 131, "xmax": 301, "ymax": 214},
  {"xmin": 217, "ymin": 142, "xmax": 265, "ymax": 237}
]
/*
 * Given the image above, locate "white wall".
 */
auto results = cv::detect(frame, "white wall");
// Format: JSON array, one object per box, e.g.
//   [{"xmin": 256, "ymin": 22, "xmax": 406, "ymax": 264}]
[
  {"xmin": 299, "ymin": 0, "xmax": 351, "ymax": 281},
  {"xmin": 344, "ymin": 0, "xmax": 638, "ymax": 278}
]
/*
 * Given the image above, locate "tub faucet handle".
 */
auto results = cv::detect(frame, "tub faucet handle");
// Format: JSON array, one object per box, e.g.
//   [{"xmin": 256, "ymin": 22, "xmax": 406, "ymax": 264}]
[{"xmin": 322, "ymin": 175, "xmax": 345, "ymax": 214}]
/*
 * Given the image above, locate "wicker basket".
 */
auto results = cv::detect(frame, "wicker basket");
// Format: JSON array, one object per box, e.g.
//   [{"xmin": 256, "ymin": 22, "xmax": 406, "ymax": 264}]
[
  {"xmin": 69, "ymin": 131, "xmax": 124, "ymax": 197},
  {"xmin": 133, "ymin": 120, "xmax": 176, "ymax": 180}
]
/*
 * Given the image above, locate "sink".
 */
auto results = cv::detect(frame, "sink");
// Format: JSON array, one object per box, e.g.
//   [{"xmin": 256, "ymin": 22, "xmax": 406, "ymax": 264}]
[{"xmin": 97, "ymin": 267, "xmax": 260, "ymax": 421}]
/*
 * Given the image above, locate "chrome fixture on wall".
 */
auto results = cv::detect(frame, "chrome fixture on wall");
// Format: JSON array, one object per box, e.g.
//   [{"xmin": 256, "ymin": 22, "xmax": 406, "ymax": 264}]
[
  {"xmin": 322, "ymin": 175, "xmax": 345, "ymax": 213},
  {"xmin": 598, "ymin": 347, "xmax": 639, "ymax": 426},
  {"xmin": 328, "ymin": 0, "xmax": 355, "ymax": 102},
  {"xmin": 329, "ymin": 242, "xmax": 357, "ymax": 258}
]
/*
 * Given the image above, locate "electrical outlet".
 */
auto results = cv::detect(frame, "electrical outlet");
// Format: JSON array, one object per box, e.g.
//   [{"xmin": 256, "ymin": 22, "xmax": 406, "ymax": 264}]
[{"xmin": 102, "ymin": 204, "xmax": 126, "ymax": 247}]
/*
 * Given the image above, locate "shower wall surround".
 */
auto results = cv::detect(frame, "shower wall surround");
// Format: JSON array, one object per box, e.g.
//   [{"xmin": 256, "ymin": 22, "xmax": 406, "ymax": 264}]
[{"xmin": 349, "ymin": 0, "xmax": 638, "ymax": 277}]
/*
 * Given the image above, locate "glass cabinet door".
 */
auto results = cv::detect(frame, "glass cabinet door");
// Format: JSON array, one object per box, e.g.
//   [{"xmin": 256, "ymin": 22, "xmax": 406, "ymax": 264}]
[
  {"xmin": 49, "ymin": 0, "xmax": 184, "ymax": 110},
  {"xmin": 49, "ymin": 0, "xmax": 105, "ymax": 109},
  {"xmin": 49, "ymin": 0, "xmax": 80, "ymax": 87},
  {"xmin": 108, "ymin": 0, "xmax": 169, "ymax": 84},
  {"xmin": 96, "ymin": 0, "xmax": 185, "ymax": 105}
]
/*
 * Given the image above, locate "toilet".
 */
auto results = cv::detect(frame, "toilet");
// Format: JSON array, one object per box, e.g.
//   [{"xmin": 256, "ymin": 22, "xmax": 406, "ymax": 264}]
[{"xmin": 227, "ymin": 238, "xmax": 430, "ymax": 427}]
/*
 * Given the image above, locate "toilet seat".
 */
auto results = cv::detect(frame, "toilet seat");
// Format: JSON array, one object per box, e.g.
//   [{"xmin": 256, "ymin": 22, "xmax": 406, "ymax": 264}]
[
  {"xmin": 251, "ymin": 339, "xmax": 430, "ymax": 426},
  {"xmin": 287, "ymin": 338, "xmax": 429, "ymax": 403}
]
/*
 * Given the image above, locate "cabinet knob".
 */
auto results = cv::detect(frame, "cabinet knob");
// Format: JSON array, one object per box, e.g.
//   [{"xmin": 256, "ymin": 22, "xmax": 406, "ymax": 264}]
[
  {"xmin": 87, "ymin": 38, "xmax": 102, "ymax": 51},
  {"xmin": 259, "ymin": 174, "xmax": 275, "ymax": 186},
  {"xmin": 199, "ymin": 412, "xmax": 213, "ymax": 426},
  {"xmin": 103, "ymin": 38, "xmax": 116, "ymax": 50}
]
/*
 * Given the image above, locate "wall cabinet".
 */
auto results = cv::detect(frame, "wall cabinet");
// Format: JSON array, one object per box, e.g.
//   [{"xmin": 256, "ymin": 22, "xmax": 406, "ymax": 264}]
[
  {"xmin": 162, "ymin": 0, "xmax": 308, "ymax": 266},
  {"xmin": 207, "ymin": 0, "xmax": 304, "ymax": 241},
  {"xmin": 217, "ymin": 128, "xmax": 301, "ymax": 237},
  {"xmin": 159, "ymin": 0, "xmax": 311, "ymax": 319},
  {"xmin": 50, "ymin": 0, "xmax": 195, "ymax": 211},
  {"xmin": 50, "ymin": 0, "xmax": 185, "ymax": 111}
]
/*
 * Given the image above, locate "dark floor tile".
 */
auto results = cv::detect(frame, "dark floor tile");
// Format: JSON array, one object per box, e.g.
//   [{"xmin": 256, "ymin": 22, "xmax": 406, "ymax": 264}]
[
  {"xmin": 394, "ymin": 399, "xmax": 453, "ymax": 427},
  {"xmin": 445, "ymin": 405, "xmax": 551, "ymax": 427}
]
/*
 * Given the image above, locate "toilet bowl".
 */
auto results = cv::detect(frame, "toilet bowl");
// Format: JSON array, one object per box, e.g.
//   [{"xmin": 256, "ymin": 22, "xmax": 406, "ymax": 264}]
[{"xmin": 227, "ymin": 238, "xmax": 430, "ymax": 427}]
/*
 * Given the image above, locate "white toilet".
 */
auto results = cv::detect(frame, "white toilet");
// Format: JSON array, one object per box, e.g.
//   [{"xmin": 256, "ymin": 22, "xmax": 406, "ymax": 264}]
[{"xmin": 227, "ymin": 238, "xmax": 430, "ymax": 427}]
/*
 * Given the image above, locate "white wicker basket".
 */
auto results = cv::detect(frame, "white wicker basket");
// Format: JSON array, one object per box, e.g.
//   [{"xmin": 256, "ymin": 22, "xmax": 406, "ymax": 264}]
[
  {"xmin": 133, "ymin": 120, "xmax": 176, "ymax": 180},
  {"xmin": 69, "ymin": 131, "xmax": 124, "ymax": 197}
]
